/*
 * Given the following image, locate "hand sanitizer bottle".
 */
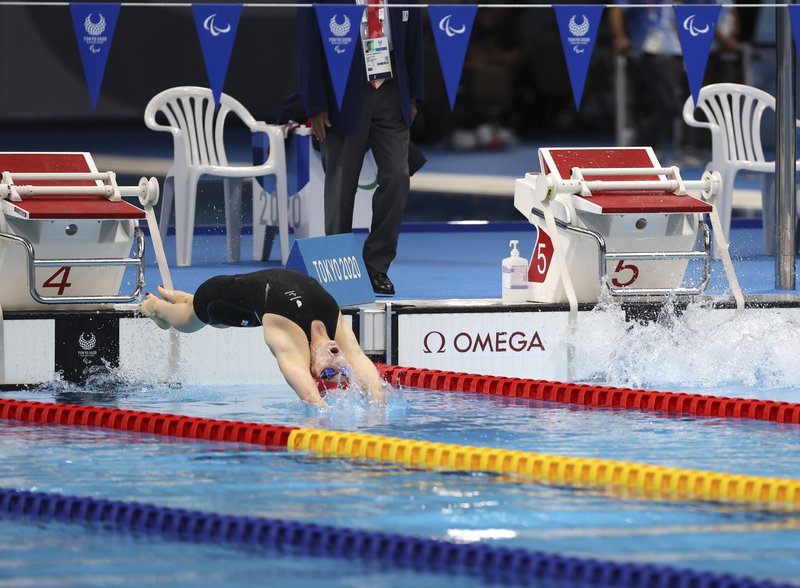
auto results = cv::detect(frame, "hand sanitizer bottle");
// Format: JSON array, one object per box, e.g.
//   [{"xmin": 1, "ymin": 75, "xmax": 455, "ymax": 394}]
[{"xmin": 502, "ymin": 239, "xmax": 529, "ymax": 303}]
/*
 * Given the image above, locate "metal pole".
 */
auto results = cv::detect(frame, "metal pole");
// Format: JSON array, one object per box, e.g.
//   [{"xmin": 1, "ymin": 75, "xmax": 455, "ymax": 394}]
[
  {"xmin": 384, "ymin": 302, "xmax": 393, "ymax": 365},
  {"xmin": 775, "ymin": 4, "xmax": 797, "ymax": 290},
  {"xmin": 615, "ymin": 54, "xmax": 627, "ymax": 146}
]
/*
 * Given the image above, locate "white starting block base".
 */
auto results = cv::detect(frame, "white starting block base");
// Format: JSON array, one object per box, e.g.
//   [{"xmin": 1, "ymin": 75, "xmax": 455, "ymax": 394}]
[
  {"xmin": 515, "ymin": 147, "xmax": 717, "ymax": 304},
  {"xmin": 0, "ymin": 152, "xmax": 147, "ymax": 311}
]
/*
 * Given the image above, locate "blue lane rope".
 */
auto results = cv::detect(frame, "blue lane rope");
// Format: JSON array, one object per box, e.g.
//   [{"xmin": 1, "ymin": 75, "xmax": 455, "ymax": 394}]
[{"xmin": 0, "ymin": 488, "xmax": 791, "ymax": 588}]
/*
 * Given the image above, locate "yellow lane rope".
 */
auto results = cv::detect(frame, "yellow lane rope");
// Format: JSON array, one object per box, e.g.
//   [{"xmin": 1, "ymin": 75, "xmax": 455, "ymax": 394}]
[{"xmin": 288, "ymin": 429, "xmax": 800, "ymax": 509}]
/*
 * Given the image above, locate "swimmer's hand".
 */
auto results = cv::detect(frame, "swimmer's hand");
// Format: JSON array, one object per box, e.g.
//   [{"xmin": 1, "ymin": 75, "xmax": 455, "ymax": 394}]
[
  {"xmin": 369, "ymin": 385, "xmax": 387, "ymax": 407},
  {"xmin": 305, "ymin": 396, "xmax": 329, "ymax": 410}
]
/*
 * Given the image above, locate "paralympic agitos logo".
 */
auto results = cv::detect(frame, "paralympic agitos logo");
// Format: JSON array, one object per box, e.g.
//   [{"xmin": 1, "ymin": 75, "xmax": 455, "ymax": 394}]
[{"xmin": 422, "ymin": 330, "xmax": 545, "ymax": 354}]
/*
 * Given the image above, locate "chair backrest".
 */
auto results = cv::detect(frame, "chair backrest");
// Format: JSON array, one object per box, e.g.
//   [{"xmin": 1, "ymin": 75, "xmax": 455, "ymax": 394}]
[
  {"xmin": 144, "ymin": 86, "xmax": 260, "ymax": 168},
  {"xmin": 682, "ymin": 83, "xmax": 775, "ymax": 167}
]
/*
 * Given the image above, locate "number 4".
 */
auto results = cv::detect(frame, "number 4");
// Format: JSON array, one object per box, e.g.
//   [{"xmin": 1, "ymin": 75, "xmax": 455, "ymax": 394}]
[{"xmin": 43, "ymin": 267, "xmax": 72, "ymax": 295}]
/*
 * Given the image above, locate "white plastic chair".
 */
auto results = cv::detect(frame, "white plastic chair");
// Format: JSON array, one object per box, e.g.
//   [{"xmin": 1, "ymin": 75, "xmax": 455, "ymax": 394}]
[
  {"xmin": 144, "ymin": 86, "xmax": 289, "ymax": 267},
  {"xmin": 682, "ymin": 83, "xmax": 799, "ymax": 250}
]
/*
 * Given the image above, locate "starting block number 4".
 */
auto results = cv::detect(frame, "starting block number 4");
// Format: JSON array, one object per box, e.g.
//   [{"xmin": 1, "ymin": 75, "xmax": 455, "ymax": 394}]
[
  {"xmin": 529, "ymin": 227, "xmax": 641, "ymax": 288},
  {"xmin": 42, "ymin": 267, "xmax": 73, "ymax": 295}
]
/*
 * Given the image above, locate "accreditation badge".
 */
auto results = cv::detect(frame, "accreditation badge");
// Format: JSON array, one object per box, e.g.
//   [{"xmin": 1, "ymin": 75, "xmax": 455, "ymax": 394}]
[{"xmin": 363, "ymin": 36, "xmax": 393, "ymax": 82}]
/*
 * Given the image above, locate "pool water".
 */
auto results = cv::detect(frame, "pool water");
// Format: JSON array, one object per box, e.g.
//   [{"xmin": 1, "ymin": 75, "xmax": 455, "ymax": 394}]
[
  {"xmin": 3, "ymin": 302, "xmax": 800, "ymax": 586},
  {"xmin": 2, "ymin": 378, "xmax": 800, "ymax": 586}
]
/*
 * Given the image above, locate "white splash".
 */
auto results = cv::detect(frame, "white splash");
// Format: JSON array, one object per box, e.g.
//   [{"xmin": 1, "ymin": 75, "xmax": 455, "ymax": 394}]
[{"xmin": 570, "ymin": 297, "xmax": 800, "ymax": 401}]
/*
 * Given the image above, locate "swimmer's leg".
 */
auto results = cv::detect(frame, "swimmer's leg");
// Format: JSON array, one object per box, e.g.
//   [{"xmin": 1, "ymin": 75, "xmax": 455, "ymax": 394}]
[{"xmin": 139, "ymin": 292, "xmax": 206, "ymax": 333}]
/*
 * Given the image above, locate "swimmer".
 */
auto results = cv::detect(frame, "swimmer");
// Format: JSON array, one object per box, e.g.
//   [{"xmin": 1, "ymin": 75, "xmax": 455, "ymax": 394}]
[{"xmin": 139, "ymin": 269, "xmax": 385, "ymax": 408}]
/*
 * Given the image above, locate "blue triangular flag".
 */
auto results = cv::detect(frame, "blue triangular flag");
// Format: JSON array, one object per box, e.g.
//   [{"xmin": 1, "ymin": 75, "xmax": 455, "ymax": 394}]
[
  {"xmin": 788, "ymin": 6, "xmax": 800, "ymax": 59},
  {"xmin": 192, "ymin": 3, "xmax": 243, "ymax": 107},
  {"xmin": 675, "ymin": 4, "xmax": 721, "ymax": 106},
  {"xmin": 69, "ymin": 3, "xmax": 121, "ymax": 109},
  {"xmin": 553, "ymin": 5, "xmax": 604, "ymax": 110},
  {"xmin": 314, "ymin": 4, "xmax": 365, "ymax": 110},
  {"xmin": 428, "ymin": 5, "xmax": 477, "ymax": 110}
]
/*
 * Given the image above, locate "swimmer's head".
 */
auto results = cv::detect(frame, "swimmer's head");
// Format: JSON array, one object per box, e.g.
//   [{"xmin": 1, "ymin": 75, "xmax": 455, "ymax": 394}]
[
  {"xmin": 308, "ymin": 320, "xmax": 351, "ymax": 393},
  {"xmin": 310, "ymin": 338, "xmax": 342, "ymax": 377}
]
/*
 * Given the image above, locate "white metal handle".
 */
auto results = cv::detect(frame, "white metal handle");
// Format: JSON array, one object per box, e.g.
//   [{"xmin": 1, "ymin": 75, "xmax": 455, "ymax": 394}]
[
  {"xmin": 0, "ymin": 172, "xmax": 160, "ymax": 205},
  {"xmin": 533, "ymin": 168, "xmax": 722, "ymax": 201}
]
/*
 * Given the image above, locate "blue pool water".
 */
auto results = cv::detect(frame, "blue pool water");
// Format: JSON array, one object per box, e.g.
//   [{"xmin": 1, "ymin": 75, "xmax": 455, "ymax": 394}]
[
  {"xmin": 2, "ymin": 379, "xmax": 800, "ymax": 586},
  {"xmin": 3, "ymin": 303, "xmax": 800, "ymax": 586}
]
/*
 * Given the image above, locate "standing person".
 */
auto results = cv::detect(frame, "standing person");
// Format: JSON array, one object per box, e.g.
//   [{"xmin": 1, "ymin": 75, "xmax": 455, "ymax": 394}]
[
  {"xmin": 609, "ymin": 2, "xmax": 685, "ymax": 163},
  {"xmin": 139, "ymin": 269, "xmax": 386, "ymax": 408},
  {"xmin": 297, "ymin": 0, "xmax": 425, "ymax": 296}
]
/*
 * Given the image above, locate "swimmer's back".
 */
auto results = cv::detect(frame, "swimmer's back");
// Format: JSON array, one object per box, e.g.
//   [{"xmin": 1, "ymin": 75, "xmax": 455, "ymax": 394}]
[{"xmin": 192, "ymin": 269, "xmax": 339, "ymax": 339}]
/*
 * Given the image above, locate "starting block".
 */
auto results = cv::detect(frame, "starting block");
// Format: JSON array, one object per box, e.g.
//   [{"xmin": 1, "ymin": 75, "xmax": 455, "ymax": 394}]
[
  {"xmin": 514, "ymin": 147, "xmax": 742, "ymax": 307},
  {"xmin": 0, "ymin": 152, "xmax": 159, "ymax": 310}
]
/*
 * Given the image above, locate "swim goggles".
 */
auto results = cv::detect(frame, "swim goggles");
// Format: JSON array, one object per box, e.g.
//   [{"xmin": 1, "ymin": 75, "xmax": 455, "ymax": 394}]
[{"xmin": 315, "ymin": 366, "xmax": 350, "ymax": 393}]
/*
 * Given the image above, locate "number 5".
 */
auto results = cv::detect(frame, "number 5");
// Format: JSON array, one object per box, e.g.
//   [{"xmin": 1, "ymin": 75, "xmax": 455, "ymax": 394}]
[
  {"xmin": 535, "ymin": 242, "xmax": 548, "ymax": 274},
  {"xmin": 611, "ymin": 260, "xmax": 639, "ymax": 287}
]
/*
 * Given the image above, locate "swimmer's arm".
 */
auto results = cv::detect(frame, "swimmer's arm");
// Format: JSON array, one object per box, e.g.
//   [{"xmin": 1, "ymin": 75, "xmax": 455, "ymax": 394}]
[
  {"xmin": 276, "ymin": 355, "xmax": 328, "ymax": 408},
  {"xmin": 262, "ymin": 317, "xmax": 327, "ymax": 408},
  {"xmin": 347, "ymin": 351, "xmax": 386, "ymax": 405},
  {"xmin": 334, "ymin": 316, "xmax": 385, "ymax": 405}
]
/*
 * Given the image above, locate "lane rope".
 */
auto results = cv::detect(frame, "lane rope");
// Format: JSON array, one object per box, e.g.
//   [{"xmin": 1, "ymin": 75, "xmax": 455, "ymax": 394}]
[
  {"xmin": 377, "ymin": 365, "xmax": 800, "ymax": 424},
  {"xmin": 2, "ymin": 398, "xmax": 799, "ymax": 509},
  {"xmin": 0, "ymin": 398, "xmax": 296, "ymax": 445},
  {"xmin": 0, "ymin": 487, "xmax": 792, "ymax": 588}
]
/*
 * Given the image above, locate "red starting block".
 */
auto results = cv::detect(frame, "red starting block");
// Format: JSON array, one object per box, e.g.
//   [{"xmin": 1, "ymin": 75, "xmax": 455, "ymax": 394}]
[
  {"xmin": 514, "ymin": 146, "xmax": 736, "ymax": 305},
  {"xmin": 0, "ymin": 152, "xmax": 158, "ymax": 310}
]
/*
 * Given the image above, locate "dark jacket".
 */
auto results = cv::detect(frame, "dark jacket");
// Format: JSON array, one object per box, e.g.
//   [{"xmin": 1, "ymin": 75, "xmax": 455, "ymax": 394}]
[{"xmin": 297, "ymin": 0, "xmax": 425, "ymax": 136}]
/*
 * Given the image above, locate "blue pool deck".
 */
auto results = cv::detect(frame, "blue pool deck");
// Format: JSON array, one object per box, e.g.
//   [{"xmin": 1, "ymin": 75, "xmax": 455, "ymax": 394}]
[{"xmin": 140, "ymin": 220, "xmax": 798, "ymax": 303}]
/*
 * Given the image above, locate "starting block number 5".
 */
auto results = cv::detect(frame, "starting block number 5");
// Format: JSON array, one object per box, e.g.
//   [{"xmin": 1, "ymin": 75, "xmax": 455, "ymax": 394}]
[
  {"xmin": 42, "ymin": 267, "xmax": 73, "ymax": 295},
  {"xmin": 611, "ymin": 260, "xmax": 639, "ymax": 287},
  {"xmin": 529, "ymin": 228, "xmax": 640, "ymax": 287},
  {"xmin": 528, "ymin": 229, "xmax": 553, "ymax": 283}
]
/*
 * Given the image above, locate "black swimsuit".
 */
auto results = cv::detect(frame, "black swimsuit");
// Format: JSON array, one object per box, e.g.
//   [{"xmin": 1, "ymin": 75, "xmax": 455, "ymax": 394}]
[{"xmin": 192, "ymin": 269, "xmax": 339, "ymax": 340}]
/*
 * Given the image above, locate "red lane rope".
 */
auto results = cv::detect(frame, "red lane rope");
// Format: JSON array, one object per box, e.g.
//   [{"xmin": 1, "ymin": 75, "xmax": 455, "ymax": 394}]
[
  {"xmin": 0, "ymin": 399, "xmax": 296, "ymax": 446},
  {"xmin": 377, "ymin": 365, "xmax": 800, "ymax": 424}
]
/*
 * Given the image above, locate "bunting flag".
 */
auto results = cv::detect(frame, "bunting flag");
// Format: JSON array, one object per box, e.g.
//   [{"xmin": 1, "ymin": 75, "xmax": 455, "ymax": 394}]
[
  {"xmin": 674, "ymin": 4, "xmax": 721, "ymax": 107},
  {"xmin": 553, "ymin": 4, "xmax": 604, "ymax": 111},
  {"xmin": 192, "ymin": 3, "xmax": 243, "ymax": 107},
  {"xmin": 428, "ymin": 5, "xmax": 477, "ymax": 110},
  {"xmin": 314, "ymin": 4, "xmax": 365, "ymax": 110},
  {"xmin": 788, "ymin": 5, "xmax": 800, "ymax": 59},
  {"xmin": 69, "ymin": 3, "xmax": 121, "ymax": 109}
]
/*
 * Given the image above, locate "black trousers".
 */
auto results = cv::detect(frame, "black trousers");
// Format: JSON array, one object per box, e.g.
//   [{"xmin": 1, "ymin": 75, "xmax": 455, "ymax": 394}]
[{"xmin": 321, "ymin": 79, "xmax": 410, "ymax": 275}]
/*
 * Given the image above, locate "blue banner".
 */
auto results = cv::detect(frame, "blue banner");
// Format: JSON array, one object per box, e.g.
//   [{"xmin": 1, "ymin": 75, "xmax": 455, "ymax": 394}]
[
  {"xmin": 69, "ymin": 3, "xmax": 120, "ymax": 109},
  {"xmin": 193, "ymin": 3, "xmax": 243, "ymax": 107},
  {"xmin": 789, "ymin": 6, "xmax": 800, "ymax": 60},
  {"xmin": 675, "ymin": 4, "xmax": 720, "ymax": 106},
  {"xmin": 428, "ymin": 5, "xmax": 477, "ymax": 110},
  {"xmin": 554, "ymin": 4, "xmax": 604, "ymax": 111},
  {"xmin": 286, "ymin": 234, "xmax": 375, "ymax": 306},
  {"xmin": 314, "ymin": 4, "xmax": 365, "ymax": 110}
]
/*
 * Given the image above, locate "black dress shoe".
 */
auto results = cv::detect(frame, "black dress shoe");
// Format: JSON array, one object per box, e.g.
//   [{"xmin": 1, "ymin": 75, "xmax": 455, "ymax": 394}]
[{"xmin": 369, "ymin": 272, "xmax": 395, "ymax": 296}]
